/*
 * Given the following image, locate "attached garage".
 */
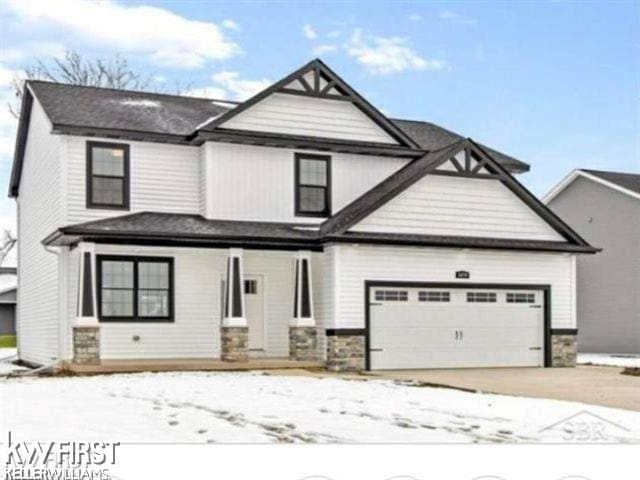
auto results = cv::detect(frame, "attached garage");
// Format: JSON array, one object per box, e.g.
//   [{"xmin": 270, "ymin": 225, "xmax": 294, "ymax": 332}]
[{"xmin": 366, "ymin": 282, "xmax": 550, "ymax": 370}]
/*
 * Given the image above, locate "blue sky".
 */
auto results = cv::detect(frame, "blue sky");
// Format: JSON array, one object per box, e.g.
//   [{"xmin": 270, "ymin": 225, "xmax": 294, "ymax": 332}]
[{"xmin": 0, "ymin": 0, "xmax": 638, "ymax": 242}]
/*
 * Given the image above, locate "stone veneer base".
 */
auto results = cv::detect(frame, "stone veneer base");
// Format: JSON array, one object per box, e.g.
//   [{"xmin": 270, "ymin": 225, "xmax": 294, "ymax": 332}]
[
  {"xmin": 551, "ymin": 334, "xmax": 577, "ymax": 367},
  {"xmin": 326, "ymin": 335, "xmax": 365, "ymax": 372},
  {"xmin": 221, "ymin": 326, "xmax": 249, "ymax": 362},
  {"xmin": 73, "ymin": 326, "xmax": 101, "ymax": 365},
  {"xmin": 289, "ymin": 326, "xmax": 318, "ymax": 361}
]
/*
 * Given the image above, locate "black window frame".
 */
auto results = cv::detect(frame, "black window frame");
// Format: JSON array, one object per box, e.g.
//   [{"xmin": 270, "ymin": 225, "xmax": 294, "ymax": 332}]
[
  {"xmin": 86, "ymin": 141, "xmax": 130, "ymax": 210},
  {"xmin": 294, "ymin": 153, "xmax": 331, "ymax": 217},
  {"xmin": 97, "ymin": 255, "xmax": 174, "ymax": 323}
]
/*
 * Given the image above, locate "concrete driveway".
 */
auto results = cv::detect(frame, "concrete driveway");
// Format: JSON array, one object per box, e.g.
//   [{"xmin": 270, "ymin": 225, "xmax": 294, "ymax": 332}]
[{"xmin": 367, "ymin": 366, "xmax": 640, "ymax": 411}]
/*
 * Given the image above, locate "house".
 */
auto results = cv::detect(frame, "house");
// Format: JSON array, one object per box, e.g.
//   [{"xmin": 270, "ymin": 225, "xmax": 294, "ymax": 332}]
[
  {"xmin": 0, "ymin": 267, "xmax": 17, "ymax": 342},
  {"xmin": 544, "ymin": 169, "xmax": 639, "ymax": 354},
  {"xmin": 9, "ymin": 59, "xmax": 597, "ymax": 372}
]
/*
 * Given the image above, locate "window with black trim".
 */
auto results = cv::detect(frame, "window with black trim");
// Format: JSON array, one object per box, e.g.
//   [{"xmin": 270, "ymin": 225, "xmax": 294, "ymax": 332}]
[
  {"xmin": 97, "ymin": 256, "xmax": 173, "ymax": 322},
  {"xmin": 295, "ymin": 153, "xmax": 331, "ymax": 216},
  {"xmin": 87, "ymin": 141, "xmax": 130, "ymax": 209}
]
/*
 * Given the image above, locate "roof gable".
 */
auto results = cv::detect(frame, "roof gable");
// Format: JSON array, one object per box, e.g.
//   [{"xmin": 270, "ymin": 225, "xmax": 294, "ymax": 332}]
[
  {"xmin": 321, "ymin": 139, "xmax": 593, "ymax": 248},
  {"xmin": 544, "ymin": 169, "xmax": 640, "ymax": 203},
  {"xmin": 197, "ymin": 59, "xmax": 419, "ymax": 148}
]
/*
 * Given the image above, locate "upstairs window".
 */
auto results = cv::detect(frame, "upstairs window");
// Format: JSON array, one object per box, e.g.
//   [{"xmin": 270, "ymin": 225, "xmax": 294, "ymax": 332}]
[
  {"xmin": 87, "ymin": 141, "xmax": 129, "ymax": 209},
  {"xmin": 295, "ymin": 153, "xmax": 331, "ymax": 217}
]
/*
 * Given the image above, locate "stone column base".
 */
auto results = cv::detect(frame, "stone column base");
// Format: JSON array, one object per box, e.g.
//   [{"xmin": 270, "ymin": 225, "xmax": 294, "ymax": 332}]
[
  {"xmin": 326, "ymin": 334, "xmax": 365, "ymax": 372},
  {"xmin": 551, "ymin": 334, "xmax": 577, "ymax": 367},
  {"xmin": 289, "ymin": 326, "xmax": 317, "ymax": 361},
  {"xmin": 221, "ymin": 326, "xmax": 248, "ymax": 362},
  {"xmin": 73, "ymin": 326, "xmax": 100, "ymax": 365}
]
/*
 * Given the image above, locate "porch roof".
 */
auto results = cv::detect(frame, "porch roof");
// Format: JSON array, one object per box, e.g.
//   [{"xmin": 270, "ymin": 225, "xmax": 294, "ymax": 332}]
[
  {"xmin": 43, "ymin": 212, "xmax": 322, "ymax": 251},
  {"xmin": 43, "ymin": 211, "xmax": 598, "ymax": 253}
]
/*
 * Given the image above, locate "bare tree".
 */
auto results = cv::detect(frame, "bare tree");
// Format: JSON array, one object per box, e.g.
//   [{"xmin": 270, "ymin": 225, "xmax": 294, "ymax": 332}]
[
  {"xmin": 9, "ymin": 51, "xmax": 158, "ymax": 118},
  {"xmin": 0, "ymin": 230, "xmax": 16, "ymax": 267}
]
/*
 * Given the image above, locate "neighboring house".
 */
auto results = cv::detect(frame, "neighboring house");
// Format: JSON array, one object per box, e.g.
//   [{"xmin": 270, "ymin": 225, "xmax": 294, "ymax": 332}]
[
  {"xmin": 0, "ymin": 267, "xmax": 17, "ymax": 337},
  {"xmin": 9, "ymin": 59, "xmax": 596, "ymax": 371},
  {"xmin": 545, "ymin": 169, "xmax": 640, "ymax": 354}
]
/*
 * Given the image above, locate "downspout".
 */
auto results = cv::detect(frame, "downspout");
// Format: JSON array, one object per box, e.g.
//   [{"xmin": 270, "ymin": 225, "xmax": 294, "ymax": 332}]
[{"xmin": 39, "ymin": 245, "xmax": 63, "ymax": 373}]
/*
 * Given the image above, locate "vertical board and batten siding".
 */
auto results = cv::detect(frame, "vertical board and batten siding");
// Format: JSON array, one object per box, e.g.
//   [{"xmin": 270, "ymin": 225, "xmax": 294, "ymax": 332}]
[
  {"xmin": 64, "ymin": 136, "xmax": 201, "ymax": 224},
  {"xmin": 220, "ymin": 92, "xmax": 398, "ymax": 144},
  {"xmin": 351, "ymin": 175, "xmax": 565, "ymax": 241},
  {"xmin": 203, "ymin": 142, "xmax": 408, "ymax": 223},
  {"xmin": 16, "ymin": 100, "xmax": 63, "ymax": 365},
  {"xmin": 66, "ymin": 245, "xmax": 303, "ymax": 359},
  {"xmin": 330, "ymin": 245, "xmax": 576, "ymax": 330}
]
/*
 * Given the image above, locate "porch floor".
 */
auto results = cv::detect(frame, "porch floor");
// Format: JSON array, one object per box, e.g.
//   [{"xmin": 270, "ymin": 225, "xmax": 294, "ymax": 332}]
[{"xmin": 62, "ymin": 358, "xmax": 324, "ymax": 374}]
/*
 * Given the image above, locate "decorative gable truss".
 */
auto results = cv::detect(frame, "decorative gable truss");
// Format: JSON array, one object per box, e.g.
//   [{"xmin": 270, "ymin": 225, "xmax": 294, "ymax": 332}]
[
  {"xmin": 195, "ymin": 59, "xmax": 420, "ymax": 149},
  {"xmin": 433, "ymin": 144, "xmax": 501, "ymax": 178},
  {"xmin": 281, "ymin": 65, "xmax": 348, "ymax": 99},
  {"xmin": 320, "ymin": 139, "xmax": 595, "ymax": 250}
]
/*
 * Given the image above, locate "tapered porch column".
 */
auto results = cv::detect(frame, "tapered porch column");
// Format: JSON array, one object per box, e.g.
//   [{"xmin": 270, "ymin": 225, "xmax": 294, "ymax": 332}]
[
  {"xmin": 73, "ymin": 242, "xmax": 100, "ymax": 364},
  {"xmin": 289, "ymin": 251, "xmax": 317, "ymax": 361},
  {"xmin": 221, "ymin": 248, "xmax": 248, "ymax": 362}
]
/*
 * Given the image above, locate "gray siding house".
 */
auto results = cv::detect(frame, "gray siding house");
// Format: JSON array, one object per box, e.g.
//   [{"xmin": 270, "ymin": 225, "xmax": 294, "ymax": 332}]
[
  {"xmin": 545, "ymin": 169, "xmax": 640, "ymax": 354},
  {"xmin": 0, "ymin": 267, "xmax": 17, "ymax": 337}
]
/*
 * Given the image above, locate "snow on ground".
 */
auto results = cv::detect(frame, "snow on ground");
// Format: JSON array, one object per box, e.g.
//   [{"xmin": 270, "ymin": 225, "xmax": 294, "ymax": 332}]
[
  {"xmin": 2, "ymin": 371, "xmax": 639, "ymax": 444},
  {"xmin": 578, "ymin": 353, "xmax": 640, "ymax": 368},
  {"xmin": 0, "ymin": 348, "xmax": 27, "ymax": 375}
]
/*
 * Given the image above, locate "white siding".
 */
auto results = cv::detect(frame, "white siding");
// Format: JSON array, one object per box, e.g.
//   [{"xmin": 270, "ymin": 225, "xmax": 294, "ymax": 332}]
[
  {"xmin": 64, "ymin": 136, "xmax": 201, "ymax": 224},
  {"xmin": 331, "ymin": 245, "xmax": 576, "ymax": 330},
  {"xmin": 65, "ymin": 245, "xmax": 305, "ymax": 359},
  {"xmin": 221, "ymin": 92, "xmax": 398, "ymax": 144},
  {"xmin": 352, "ymin": 174, "xmax": 565, "ymax": 241},
  {"xmin": 17, "ymin": 99, "xmax": 63, "ymax": 365},
  {"xmin": 203, "ymin": 142, "xmax": 408, "ymax": 223}
]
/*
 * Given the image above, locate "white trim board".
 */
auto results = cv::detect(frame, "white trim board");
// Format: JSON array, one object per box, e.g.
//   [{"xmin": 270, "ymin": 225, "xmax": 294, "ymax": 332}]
[{"xmin": 543, "ymin": 169, "xmax": 640, "ymax": 203}]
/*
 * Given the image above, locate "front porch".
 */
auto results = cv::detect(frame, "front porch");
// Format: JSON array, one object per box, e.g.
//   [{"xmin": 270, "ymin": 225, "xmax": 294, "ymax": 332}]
[
  {"xmin": 61, "ymin": 357, "xmax": 324, "ymax": 374},
  {"xmin": 65, "ymin": 240, "xmax": 326, "ymax": 368}
]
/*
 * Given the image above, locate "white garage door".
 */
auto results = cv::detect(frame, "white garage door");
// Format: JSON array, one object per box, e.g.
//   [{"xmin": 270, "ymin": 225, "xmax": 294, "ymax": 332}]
[{"xmin": 369, "ymin": 286, "xmax": 545, "ymax": 370}]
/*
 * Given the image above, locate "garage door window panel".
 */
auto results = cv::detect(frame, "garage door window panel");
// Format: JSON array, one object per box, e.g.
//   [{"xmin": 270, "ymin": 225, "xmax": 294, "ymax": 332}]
[{"xmin": 466, "ymin": 292, "xmax": 497, "ymax": 303}]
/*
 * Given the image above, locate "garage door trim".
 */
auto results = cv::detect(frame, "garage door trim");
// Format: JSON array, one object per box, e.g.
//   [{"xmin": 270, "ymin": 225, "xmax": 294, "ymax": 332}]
[{"xmin": 364, "ymin": 281, "xmax": 552, "ymax": 370}]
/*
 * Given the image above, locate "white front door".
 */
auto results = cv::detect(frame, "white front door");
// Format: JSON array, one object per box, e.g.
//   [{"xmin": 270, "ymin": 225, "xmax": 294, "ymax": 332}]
[
  {"xmin": 369, "ymin": 286, "xmax": 545, "ymax": 370},
  {"xmin": 245, "ymin": 276, "xmax": 265, "ymax": 351}
]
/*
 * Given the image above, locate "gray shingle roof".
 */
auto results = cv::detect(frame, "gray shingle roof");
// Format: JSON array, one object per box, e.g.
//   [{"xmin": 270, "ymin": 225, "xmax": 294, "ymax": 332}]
[
  {"xmin": 53, "ymin": 211, "xmax": 319, "ymax": 242},
  {"xmin": 28, "ymin": 80, "xmax": 236, "ymax": 137},
  {"xmin": 391, "ymin": 119, "xmax": 527, "ymax": 172},
  {"xmin": 581, "ymin": 169, "xmax": 640, "ymax": 195},
  {"xmin": 26, "ymin": 80, "xmax": 527, "ymax": 170}
]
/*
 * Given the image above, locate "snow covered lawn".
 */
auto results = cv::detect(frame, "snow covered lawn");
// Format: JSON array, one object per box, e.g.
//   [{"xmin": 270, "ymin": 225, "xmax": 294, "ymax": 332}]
[
  {"xmin": 0, "ymin": 348, "xmax": 27, "ymax": 376},
  {"xmin": 578, "ymin": 353, "xmax": 640, "ymax": 368},
  {"xmin": 2, "ymin": 371, "xmax": 639, "ymax": 443}
]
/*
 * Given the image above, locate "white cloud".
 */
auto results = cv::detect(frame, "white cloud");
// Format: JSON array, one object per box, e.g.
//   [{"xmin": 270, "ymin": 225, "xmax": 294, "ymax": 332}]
[
  {"xmin": 303, "ymin": 24, "xmax": 317, "ymax": 40},
  {"xmin": 438, "ymin": 10, "xmax": 477, "ymax": 25},
  {"xmin": 186, "ymin": 71, "xmax": 271, "ymax": 101},
  {"xmin": 312, "ymin": 44, "xmax": 338, "ymax": 56},
  {"xmin": 0, "ymin": 65, "xmax": 24, "ymax": 87},
  {"xmin": 408, "ymin": 14, "xmax": 422, "ymax": 22},
  {"xmin": 222, "ymin": 19, "xmax": 240, "ymax": 31},
  {"xmin": 0, "ymin": 42, "xmax": 65, "ymax": 62},
  {"xmin": 327, "ymin": 30, "xmax": 341, "ymax": 39},
  {"xmin": 3, "ymin": 0, "xmax": 241, "ymax": 69},
  {"xmin": 346, "ymin": 29, "xmax": 448, "ymax": 75},
  {"xmin": 211, "ymin": 71, "xmax": 271, "ymax": 100}
]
